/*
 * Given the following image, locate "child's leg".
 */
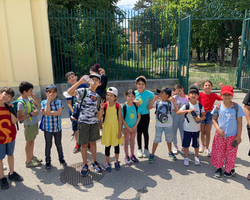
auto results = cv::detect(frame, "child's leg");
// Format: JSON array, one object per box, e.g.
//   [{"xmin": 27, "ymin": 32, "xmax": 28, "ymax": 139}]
[
  {"xmin": 172, "ymin": 112, "xmax": 178, "ymax": 146},
  {"xmin": 151, "ymin": 143, "xmax": 158, "ymax": 155},
  {"xmin": 123, "ymin": 129, "xmax": 130, "ymax": 157},
  {"xmin": 182, "ymin": 131, "xmax": 192, "ymax": 158},
  {"xmin": 74, "ymin": 131, "xmax": 79, "ymax": 144},
  {"xmin": 130, "ymin": 129, "xmax": 137, "ymax": 156},
  {"xmin": 192, "ymin": 131, "xmax": 200, "ymax": 157},
  {"xmin": 31, "ymin": 140, "xmax": 35, "ymax": 158},
  {"xmin": 25, "ymin": 141, "xmax": 33, "ymax": 163},
  {"xmin": 81, "ymin": 144, "xmax": 88, "ymax": 165},
  {"xmin": 167, "ymin": 143, "xmax": 172, "ymax": 153},
  {"xmin": 225, "ymin": 136, "xmax": 238, "ymax": 173},
  {"xmin": 200, "ymin": 124, "xmax": 206, "ymax": 147},
  {"xmin": 211, "ymin": 132, "xmax": 226, "ymax": 169},
  {"xmin": 137, "ymin": 118, "xmax": 143, "ymax": 150},
  {"xmin": 105, "ymin": 145, "xmax": 111, "ymax": 163},
  {"xmin": 44, "ymin": 131, "xmax": 53, "ymax": 163},
  {"xmin": 204, "ymin": 124, "xmax": 212, "ymax": 150},
  {"xmin": 142, "ymin": 114, "xmax": 150, "ymax": 150},
  {"xmin": 194, "ymin": 148, "xmax": 199, "ymax": 157},
  {"xmin": 0, "ymin": 160, "xmax": 4, "ymax": 178},
  {"xmin": 178, "ymin": 116, "xmax": 185, "ymax": 144},
  {"xmin": 165, "ymin": 127, "xmax": 174, "ymax": 153},
  {"xmin": 54, "ymin": 130, "xmax": 64, "ymax": 161},
  {"xmin": 152, "ymin": 126, "xmax": 163, "ymax": 155},
  {"xmin": 184, "ymin": 148, "xmax": 189, "ymax": 158},
  {"xmin": 7, "ymin": 155, "xmax": 14, "ymax": 174},
  {"xmin": 114, "ymin": 145, "xmax": 120, "ymax": 162},
  {"xmin": 89, "ymin": 141, "xmax": 97, "ymax": 163}
]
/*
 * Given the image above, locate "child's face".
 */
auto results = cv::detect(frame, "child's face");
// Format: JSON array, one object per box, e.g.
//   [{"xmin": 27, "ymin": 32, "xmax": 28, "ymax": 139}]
[
  {"xmin": 175, "ymin": 88, "xmax": 184, "ymax": 96},
  {"xmin": 46, "ymin": 89, "xmax": 57, "ymax": 100},
  {"xmin": 202, "ymin": 82, "xmax": 213, "ymax": 93},
  {"xmin": 0, "ymin": 92, "xmax": 12, "ymax": 103},
  {"xmin": 125, "ymin": 93, "xmax": 135, "ymax": 103},
  {"xmin": 159, "ymin": 91, "xmax": 169, "ymax": 101},
  {"xmin": 91, "ymin": 77, "xmax": 101, "ymax": 88},
  {"xmin": 106, "ymin": 92, "xmax": 117, "ymax": 102},
  {"xmin": 135, "ymin": 81, "xmax": 146, "ymax": 92},
  {"xmin": 188, "ymin": 92, "xmax": 199, "ymax": 101},
  {"xmin": 25, "ymin": 88, "xmax": 33, "ymax": 97},
  {"xmin": 100, "ymin": 69, "xmax": 105, "ymax": 75},
  {"xmin": 221, "ymin": 93, "xmax": 233, "ymax": 102},
  {"xmin": 67, "ymin": 75, "xmax": 78, "ymax": 85}
]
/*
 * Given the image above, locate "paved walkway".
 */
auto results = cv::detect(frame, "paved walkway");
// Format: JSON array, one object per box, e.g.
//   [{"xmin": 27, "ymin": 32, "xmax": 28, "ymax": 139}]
[{"xmin": 1, "ymin": 90, "xmax": 250, "ymax": 199}]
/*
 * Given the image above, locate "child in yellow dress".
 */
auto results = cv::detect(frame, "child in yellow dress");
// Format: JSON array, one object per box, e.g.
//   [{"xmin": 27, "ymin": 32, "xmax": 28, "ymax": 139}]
[{"xmin": 98, "ymin": 87, "xmax": 123, "ymax": 172}]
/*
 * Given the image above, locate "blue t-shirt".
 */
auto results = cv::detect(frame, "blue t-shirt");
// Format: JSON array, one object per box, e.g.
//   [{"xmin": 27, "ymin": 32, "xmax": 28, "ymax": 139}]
[
  {"xmin": 67, "ymin": 83, "xmax": 88, "ymax": 114},
  {"xmin": 211, "ymin": 103, "xmax": 245, "ymax": 138},
  {"xmin": 122, "ymin": 104, "xmax": 142, "ymax": 128},
  {"xmin": 135, "ymin": 90, "xmax": 154, "ymax": 115}
]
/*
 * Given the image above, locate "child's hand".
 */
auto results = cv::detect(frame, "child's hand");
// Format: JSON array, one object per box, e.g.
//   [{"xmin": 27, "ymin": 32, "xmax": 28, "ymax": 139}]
[
  {"xmin": 131, "ymin": 126, "xmax": 137, "ymax": 132},
  {"xmin": 169, "ymin": 97, "xmax": 176, "ymax": 104},
  {"xmin": 153, "ymin": 95, "xmax": 159, "ymax": 102},
  {"xmin": 100, "ymin": 99, "xmax": 105, "ymax": 109},
  {"xmin": 134, "ymin": 100, "xmax": 140, "ymax": 107},
  {"xmin": 235, "ymin": 135, "xmax": 242, "ymax": 145},
  {"xmin": 217, "ymin": 129, "xmax": 225, "ymax": 138},
  {"xmin": 187, "ymin": 108, "xmax": 195, "ymax": 113},
  {"xmin": 47, "ymin": 94, "xmax": 53, "ymax": 102},
  {"xmin": 194, "ymin": 81, "xmax": 200, "ymax": 86},
  {"xmin": 31, "ymin": 93, "xmax": 38, "ymax": 100},
  {"xmin": 172, "ymin": 91, "xmax": 178, "ymax": 96},
  {"xmin": 118, "ymin": 131, "xmax": 122, "ymax": 139},
  {"xmin": 31, "ymin": 109, "xmax": 39, "ymax": 116},
  {"xmin": 79, "ymin": 76, "xmax": 88, "ymax": 84},
  {"xmin": 8, "ymin": 103, "xmax": 14, "ymax": 107},
  {"xmin": 217, "ymin": 81, "xmax": 224, "ymax": 89}
]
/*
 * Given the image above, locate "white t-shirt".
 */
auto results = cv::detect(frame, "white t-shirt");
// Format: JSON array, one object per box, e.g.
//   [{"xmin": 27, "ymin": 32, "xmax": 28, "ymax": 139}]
[
  {"xmin": 173, "ymin": 95, "xmax": 189, "ymax": 109},
  {"xmin": 153, "ymin": 100, "xmax": 174, "ymax": 127},
  {"xmin": 180, "ymin": 102, "xmax": 205, "ymax": 132}
]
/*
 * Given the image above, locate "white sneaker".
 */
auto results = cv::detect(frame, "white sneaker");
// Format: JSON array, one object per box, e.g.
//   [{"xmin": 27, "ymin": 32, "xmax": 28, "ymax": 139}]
[
  {"xmin": 100, "ymin": 129, "xmax": 103, "ymax": 137},
  {"xmin": 184, "ymin": 158, "xmax": 189, "ymax": 166},
  {"xmin": 143, "ymin": 149, "xmax": 150, "ymax": 158},
  {"xmin": 199, "ymin": 145, "xmax": 205, "ymax": 153},
  {"xmin": 137, "ymin": 149, "xmax": 143, "ymax": 158},
  {"xmin": 3, "ymin": 165, "xmax": 7, "ymax": 170},
  {"xmin": 181, "ymin": 148, "xmax": 194, "ymax": 155},
  {"xmin": 194, "ymin": 157, "xmax": 200, "ymax": 166},
  {"xmin": 204, "ymin": 149, "xmax": 211, "ymax": 157},
  {"xmin": 173, "ymin": 145, "xmax": 178, "ymax": 155}
]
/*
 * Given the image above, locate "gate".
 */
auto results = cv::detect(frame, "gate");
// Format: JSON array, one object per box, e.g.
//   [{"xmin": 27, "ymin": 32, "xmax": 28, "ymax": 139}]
[
  {"xmin": 178, "ymin": 16, "xmax": 192, "ymax": 94},
  {"xmin": 237, "ymin": 18, "xmax": 250, "ymax": 90}
]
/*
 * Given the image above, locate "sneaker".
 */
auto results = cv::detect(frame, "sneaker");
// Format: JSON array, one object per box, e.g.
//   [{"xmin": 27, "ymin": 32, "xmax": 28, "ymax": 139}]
[
  {"xmin": 194, "ymin": 157, "xmax": 200, "ymax": 166},
  {"xmin": 125, "ymin": 156, "xmax": 132, "ymax": 165},
  {"xmin": 199, "ymin": 145, "xmax": 205, "ymax": 153},
  {"xmin": 8, "ymin": 172, "xmax": 23, "ymax": 182},
  {"xmin": 0, "ymin": 177, "xmax": 9, "ymax": 190},
  {"xmin": 143, "ymin": 149, "xmax": 150, "ymax": 158},
  {"xmin": 59, "ymin": 159, "xmax": 68, "ymax": 168},
  {"xmin": 26, "ymin": 160, "xmax": 41, "ymax": 168},
  {"xmin": 100, "ymin": 129, "xmax": 103, "ymax": 137},
  {"xmin": 32, "ymin": 156, "xmax": 42, "ymax": 163},
  {"xmin": 169, "ymin": 152, "xmax": 177, "ymax": 160},
  {"xmin": 81, "ymin": 164, "xmax": 89, "ymax": 177},
  {"xmin": 137, "ymin": 149, "xmax": 143, "ymax": 158},
  {"xmin": 181, "ymin": 148, "xmax": 194, "ymax": 155},
  {"xmin": 173, "ymin": 145, "xmax": 178, "ymax": 155},
  {"xmin": 73, "ymin": 144, "xmax": 81, "ymax": 154},
  {"xmin": 114, "ymin": 161, "xmax": 120, "ymax": 171},
  {"xmin": 148, "ymin": 154, "xmax": 155, "ymax": 164},
  {"xmin": 104, "ymin": 163, "xmax": 111, "ymax": 172},
  {"xmin": 130, "ymin": 155, "xmax": 139, "ymax": 163},
  {"xmin": 91, "ymin": 161, "xmax": 102, "ymax": 173},
  {"xmin": 224, "ymin": 169, "xmax": 236, "ymax": 177},
  {"xmin": 214, "ymin": 168, "xmax": 222, "ymax": 178},
  {"xmin": 184, "ymin": 158, "xmax": 189, "ymax": 166},
  {"xmin": 45, "ymin": 162, "xmax": 51, "ymax": 172},
  {"xmin": 204, "ymin": 149, "xmax": 211, "ymax": 157},
  {"xmin": 3, "ymin": 165, "xmax": 7, "ymax": 171}
]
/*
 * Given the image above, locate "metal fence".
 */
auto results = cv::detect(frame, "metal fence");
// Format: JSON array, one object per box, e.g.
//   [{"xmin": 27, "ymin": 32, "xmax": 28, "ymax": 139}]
[{"xmin": 48, "ymin": 7, "xmax": 183, "ymax": 83}]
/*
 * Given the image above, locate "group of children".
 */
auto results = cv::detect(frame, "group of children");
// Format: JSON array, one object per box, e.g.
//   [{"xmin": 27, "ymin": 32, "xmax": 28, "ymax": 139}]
[{"xmin": 0, "ymin": 63, "xmax": 248, "ymax": 189}]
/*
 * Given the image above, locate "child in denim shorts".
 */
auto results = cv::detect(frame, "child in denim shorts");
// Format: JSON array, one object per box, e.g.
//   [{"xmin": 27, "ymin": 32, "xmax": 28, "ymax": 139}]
[{"xmin": 147, "ymin": 87, "xmax": 179, "ymax": 163}]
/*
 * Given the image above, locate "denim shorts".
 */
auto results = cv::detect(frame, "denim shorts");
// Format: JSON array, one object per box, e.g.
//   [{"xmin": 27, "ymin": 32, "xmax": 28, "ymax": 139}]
[
  {"xmin": 154, "ymin": 126, "xmax": 173, "ymax": 143},
  {"xmin": 182, "ymin": 131, "xmax": 200, "ymax": 148},
  {"xmin": 201, "ymin": 111, "xmax": 213, "ymax": 124},
  {"xmin": 0, "ymin": 140, "xmax": 15, "ymax": 160}
]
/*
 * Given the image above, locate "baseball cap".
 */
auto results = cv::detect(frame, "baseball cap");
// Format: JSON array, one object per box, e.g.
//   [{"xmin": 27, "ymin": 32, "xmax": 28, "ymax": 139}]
[
  {"xmin": 156, "ymin": 87, "xmax": 172, "ymax": 97},
  {"xmin": 189, "ymin": 85, "xmax": 199, "ymax": 95},
  {"xmin": 221, "ymin": 85, "xmax": 234, "ymax": 95},
  {"xmin": 107, "ymin": 87, "xmax": 118, "ymax": 97},
  {"xmin": 46, "ymin": 84, "xmax": 57, "ymax": 92},
  {"xmin": 89, "ymin": 73, "xmax": 101, "ymax": 81}
]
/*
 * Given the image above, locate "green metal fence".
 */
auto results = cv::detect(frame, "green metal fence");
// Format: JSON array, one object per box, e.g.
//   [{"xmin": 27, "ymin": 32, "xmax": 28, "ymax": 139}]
[{"xmin": 48, "ymin": 7, "xmax": 186, "ymax": 83}]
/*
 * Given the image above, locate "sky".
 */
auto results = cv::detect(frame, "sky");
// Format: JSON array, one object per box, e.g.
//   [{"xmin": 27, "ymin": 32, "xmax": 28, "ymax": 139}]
[{"xmin": 117, "ymin": 0, "xmax": 137, "ymax": 10}]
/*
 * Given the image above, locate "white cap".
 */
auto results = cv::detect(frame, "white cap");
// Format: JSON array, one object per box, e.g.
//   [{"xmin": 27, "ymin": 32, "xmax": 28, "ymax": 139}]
[{"xmin": 107, "ymin": 87, "xmax": 118, "ymax": 96}]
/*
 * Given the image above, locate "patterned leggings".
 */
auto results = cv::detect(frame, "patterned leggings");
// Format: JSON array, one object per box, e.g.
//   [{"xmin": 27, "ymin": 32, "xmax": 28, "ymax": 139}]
[
  {"xmin": 123, "ymin": 128, "xmax": 137, "ymax": 157},
  {"xmin": 211, "ymin": 132, "xmax": 238, "ymax": 173}
]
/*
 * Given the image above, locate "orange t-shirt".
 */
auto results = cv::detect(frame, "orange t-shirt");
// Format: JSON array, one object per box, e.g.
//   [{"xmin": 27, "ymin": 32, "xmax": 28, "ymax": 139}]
[{"xmin": 0, "ymin": 106, "xmax": 16, "ymax": 144}]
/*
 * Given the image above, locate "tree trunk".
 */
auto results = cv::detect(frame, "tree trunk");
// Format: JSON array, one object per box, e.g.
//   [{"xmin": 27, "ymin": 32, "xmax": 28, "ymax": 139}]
[
  {"xmin": 207, "ymin": 47, "xmax": 211, "ymax": 61},
  {"xmin": 203, "ymin": 48, "xmax": 206, "ymax": 61},
  {"xmin": 196, "ymin": 47, "xmax": 200, "ymax": 60},
  {"xmin": 227, "ymin": 20, "xmax": 239, "ymax": 67},
  {"xmin": 220, "ymin": 45, "xmax": 226, "ymax": 67}
]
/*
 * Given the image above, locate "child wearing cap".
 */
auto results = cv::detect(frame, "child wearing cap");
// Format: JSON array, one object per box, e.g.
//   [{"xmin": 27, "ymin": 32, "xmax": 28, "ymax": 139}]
[
  {"xmin": 147, "ymin": 87, "xmax": 179, "ymax": 163},
  {"xmin": 135, "ymin": 76, "xmax": 155, "ymax": 158},
  {"xmin": 67, "ymin": 73, "xmax": 102, "ymax": 176},
  {"xmin": 41, "ymin": 84, "xmax": 67, "ymax": 172},
  {"xmin": 211, "ymin": 85, "xmax": 244, "ymax": 178},
  {"xmin": 17, "ymin": 81, "xmax": 42, "ymax": 168},
  {"xmin": 177, "ymin": 85, "xmax": 206, "ymax": 166},
  {"xmin": 98, "ymin": 87, "xmax": 123, "ymax": 172}
]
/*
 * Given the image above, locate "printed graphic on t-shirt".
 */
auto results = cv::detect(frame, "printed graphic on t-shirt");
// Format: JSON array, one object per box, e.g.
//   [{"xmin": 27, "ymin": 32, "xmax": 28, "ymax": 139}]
[
  {"xmin": 156, "ymin": 104, "xmax": 171, "ymax": 123},
  {"xmin": 153, "ymin": 100, "xmax": 174, "ymax": 127},
  {"xmin": 138, "ymin": 95, "xmax": 143, "ymax": 105}
]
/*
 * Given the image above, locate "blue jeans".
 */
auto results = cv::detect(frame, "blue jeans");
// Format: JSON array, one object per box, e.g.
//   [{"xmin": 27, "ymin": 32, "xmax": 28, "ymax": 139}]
[{"xmin": 172, "ymin": 112, "xmax": 184, "ymax": 146}]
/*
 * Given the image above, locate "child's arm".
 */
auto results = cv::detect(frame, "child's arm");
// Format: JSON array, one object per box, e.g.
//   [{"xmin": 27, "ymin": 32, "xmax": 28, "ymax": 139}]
[
  {"xmin": 43, "ymin": 94, "xmax": 53, "ymax": 116},
  {"xmin": 123, "ymin": 119, "xmax": 133, "ymax": 133},
  {"xmin": 67, "ymin": 77, "xmax": 87, "ymax": 96},
  {"xmin": 194, "ymin": 111, "xmax": 206, "ymax": 122},
  {"xmin": 176, "ymin": 107, "xmax": 195, "ymax": 115},
  {"xmin": 131, "ymin": 113, "xmax": 141, "ymax": 131},
  {"xmin": 98, "ymin": 100, "xmax": 105, "ymax": 120},
  {"xmin": 10, "ymin": 113, "xmax": 18, "ymax": 125},
  {"xmin": 212, "ymin": 115, "xmax": 225, "ymax": 138},
  {"xmin": 50, "ymin": 107, "xmax": 62, "ymax": 116},
  {"xmin": 118, "ymin": 105, "xmax": 123, "ymax": 139},
  {"xmin": 67, "ymin": 99, "xmax": 74, "ymax": 113},
  {"xmin": 217, "ymin": 81, "xmax": 224, "ymax": 89},
  {"xmin": 148, "ymin": 95, "xmax": 159, "ymax": 110},
  {"xmin": 17, "ymin": 103, "xmax": 38, "ymax": 121},
  {"xmin": 194, "ymin": 81, "xmax": 200, "ymax": 86},
  {"xmin": 31, "ymin": 93, "xmax": 41, "ymax": 109},
  {"xmin": 235, "ymin": 116, "xmax": 242, "ymax": 145},
  {"xmin": 244, "ymin": 105, "xmax": 250, "ymax": 126},
  {"xmin": 169, "ymin": 97, "xmax": 179, "ymax": 113}
]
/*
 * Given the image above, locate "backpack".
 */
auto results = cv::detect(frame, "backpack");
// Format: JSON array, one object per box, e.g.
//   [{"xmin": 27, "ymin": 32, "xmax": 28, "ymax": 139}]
[
  {"xmin": 12, "ymin": 97, "xmax": 36, "ymax": 123},
  {"xmin": 214, "ymin": 102, "xmax": 239, "ymax": 120},
  {"xmin": 123, "ymin": 102, "xmax": 138, "ymax": 119},
  {"xmin": 184, "ymin": 103, "xmax": 203, "ymax": 123},
  {"xmin": 103, "ymin": 102, "xmax": 119, "ymax": 122},
  {"xmin": 4, "ymin": 103, "xmax": 19, "ymax": 130}
]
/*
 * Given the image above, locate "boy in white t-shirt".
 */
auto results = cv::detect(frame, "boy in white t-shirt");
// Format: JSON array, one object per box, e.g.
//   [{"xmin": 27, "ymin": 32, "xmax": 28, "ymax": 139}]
[
  {"xmin": 177, "ymin": 85, "xmax": 205, "ymax": 166},
  {"xmin": 147, "ymin": 87, "xmax": 179, "ymax": 163}
]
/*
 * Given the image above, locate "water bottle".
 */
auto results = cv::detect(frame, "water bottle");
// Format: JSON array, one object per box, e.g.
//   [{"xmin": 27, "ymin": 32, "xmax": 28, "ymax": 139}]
[{"xmin": 83, "ymin": 75, "xmax": 94, "ymax": 84}]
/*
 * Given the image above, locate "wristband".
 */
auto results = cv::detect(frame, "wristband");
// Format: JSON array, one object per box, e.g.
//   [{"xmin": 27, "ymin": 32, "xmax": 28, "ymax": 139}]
[{"xmin": 29, "ymin": 113, "xmax": 33, "ymax": 117}]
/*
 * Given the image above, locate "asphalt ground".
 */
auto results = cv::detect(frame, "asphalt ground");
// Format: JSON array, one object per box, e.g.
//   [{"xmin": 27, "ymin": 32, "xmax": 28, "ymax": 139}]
[{"xmin": 1, "ymin": 90, "xmax": 250, "ymax": 200}]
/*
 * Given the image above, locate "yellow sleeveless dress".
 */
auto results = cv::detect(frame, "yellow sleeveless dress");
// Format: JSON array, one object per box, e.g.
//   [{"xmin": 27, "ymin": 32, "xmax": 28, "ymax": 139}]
[{"xmin": 101, "ymin": 103, "xmax": 124, "ymax": 147}]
